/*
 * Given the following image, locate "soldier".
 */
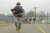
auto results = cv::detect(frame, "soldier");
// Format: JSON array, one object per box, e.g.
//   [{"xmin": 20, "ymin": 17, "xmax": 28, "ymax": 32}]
[{"xmin": 11, "ymin": 2, "xmax": 25, "ymax": 33}]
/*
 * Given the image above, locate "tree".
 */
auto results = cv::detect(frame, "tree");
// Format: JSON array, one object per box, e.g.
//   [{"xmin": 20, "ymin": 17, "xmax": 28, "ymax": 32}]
[
  {"xmin": 26, "ymin": 10, "xmax": 35, "ymax": 18},
  {"xmin": 38, "ymin": 11, "xmax": 46, "ymax": 22}
]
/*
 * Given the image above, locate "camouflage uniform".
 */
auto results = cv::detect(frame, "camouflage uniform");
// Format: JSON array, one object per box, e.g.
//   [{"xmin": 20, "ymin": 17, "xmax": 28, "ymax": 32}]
[{"xmin": 14, "ymin": 6, "xmax": 25, "ymax": 29}]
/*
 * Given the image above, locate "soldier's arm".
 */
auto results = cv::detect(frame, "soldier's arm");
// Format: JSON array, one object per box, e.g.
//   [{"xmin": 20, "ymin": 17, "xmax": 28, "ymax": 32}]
[
  {"xmin": 11, "ymin": 6, "xmax": 17, "ymax": 11},
  {"xmin": 20, "ymin": 6, "xmax": 25, "ymax": 15},
  {"xmin": 11, "ymin": 6, "xmax": 16, "ymax": 13}
]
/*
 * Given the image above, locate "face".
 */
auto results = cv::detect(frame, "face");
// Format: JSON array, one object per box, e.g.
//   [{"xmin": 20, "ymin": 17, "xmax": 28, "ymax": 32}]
[{"xmin": 17, "ymin": 4, "xmax": 20, "ymax": 8}]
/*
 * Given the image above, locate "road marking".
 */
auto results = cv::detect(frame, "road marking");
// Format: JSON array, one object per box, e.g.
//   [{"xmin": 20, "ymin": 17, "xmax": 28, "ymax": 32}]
[
  {"xmin": 0, "ymin": 25, "xmax": 9, "ymax": 27},
  {"xmin": 46, "ymin": 24, "xmax": 50, "ymax": 25},
  {"xmin": 35, "ymin": 24, "xmax": 45, "ymax": 33},
  {"xmin": 0, "ymin": 24, "xmax": 13, "ymax": 27}
]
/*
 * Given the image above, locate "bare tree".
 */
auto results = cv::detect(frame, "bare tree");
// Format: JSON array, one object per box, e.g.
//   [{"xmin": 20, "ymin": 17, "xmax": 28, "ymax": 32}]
[
  {"xmin": 38, "ymin": 11, "xmax": 46, "ymax": 23},
  {"xmin": 26, "ymin": 10, "xmax": 35, "ymax": 18}
]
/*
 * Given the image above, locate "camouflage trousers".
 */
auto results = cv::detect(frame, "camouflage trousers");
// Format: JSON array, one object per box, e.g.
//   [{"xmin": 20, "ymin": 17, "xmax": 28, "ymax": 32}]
[{"xmin": 15, "ymin": 17, "xmax": 23, "ymax": 29}]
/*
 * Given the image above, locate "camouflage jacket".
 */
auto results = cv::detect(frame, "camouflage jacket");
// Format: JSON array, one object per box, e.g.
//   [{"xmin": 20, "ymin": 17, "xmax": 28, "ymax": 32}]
[{"xmin": 13, "ymin": 6, "xmax": 25, "ymax": 17}]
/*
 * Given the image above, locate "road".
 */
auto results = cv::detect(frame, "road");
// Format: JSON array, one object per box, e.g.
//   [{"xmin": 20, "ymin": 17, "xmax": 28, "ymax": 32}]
[{"xmin": 0, "ymin": 24, "xmax": 50, "ymax": 33}]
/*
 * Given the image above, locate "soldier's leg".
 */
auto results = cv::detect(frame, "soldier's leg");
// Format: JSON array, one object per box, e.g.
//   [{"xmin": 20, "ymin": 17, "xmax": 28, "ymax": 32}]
[
  {"xmin": 17, "ymin": 18, "xmax": 21, "ymax": 29},
  {"xmin": 18, "ymin": 18, "xmax": 23, "ymax": 32},
  {"xmin": 15, "ymin": 20, "xmax": 18, "ymax": 31},
  {"xmin": 15, "ymin": 17, "xmax": 19, "ymax": 32}
]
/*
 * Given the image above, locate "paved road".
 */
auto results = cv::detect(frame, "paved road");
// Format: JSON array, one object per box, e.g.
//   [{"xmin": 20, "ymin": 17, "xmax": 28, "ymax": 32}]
[
  {"xmin": 38, "ymin": 24, "xmax": 50, "ymax": 33},
  {"xmin": 0, "ymin": 24, "xmax": 50, "ymax": 33}
]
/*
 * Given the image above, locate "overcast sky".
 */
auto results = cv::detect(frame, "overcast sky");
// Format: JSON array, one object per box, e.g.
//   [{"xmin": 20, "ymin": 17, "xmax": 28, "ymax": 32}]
[{"xmin": 0, "ymin": 0, "xmax": 50, "ymax": 15}]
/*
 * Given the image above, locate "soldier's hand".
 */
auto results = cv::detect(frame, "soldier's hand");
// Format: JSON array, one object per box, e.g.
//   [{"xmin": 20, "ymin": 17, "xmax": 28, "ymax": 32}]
[
  {"xmin": 12, "ymin": 11, "xmax": 15, "ymax": 13},
  {"xmin": 17, "ymin": 13, "xmax": 21, "ymax": 16}
]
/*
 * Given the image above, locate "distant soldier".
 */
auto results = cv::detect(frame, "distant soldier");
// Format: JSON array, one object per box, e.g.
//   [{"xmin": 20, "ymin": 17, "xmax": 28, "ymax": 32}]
[
  {"xmin": 33, "ymin": 18, "xmax": 36, "ymax": 24},
  {"xmin": 24, "ymin": 18, "xmax": 28, "ymax": 24},
  {"xmin": 25, "ymin": 18, "xmax": 28, "ymax": 24},
  {"xmin": 29, "ymin": 18, "xmax": 32, "ymax": 24}
]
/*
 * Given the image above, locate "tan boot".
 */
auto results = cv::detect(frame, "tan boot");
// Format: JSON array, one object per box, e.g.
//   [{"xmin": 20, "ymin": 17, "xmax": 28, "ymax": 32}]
[
  {"xmin": 16, "ymin": 27, "xmax": 21, "ymax": 32},
  {"xmin": 18, "ymin": 29, "xmax": 21, "ymax": 33},
  {"xmin": 16, "ymin": 27, "xmax": 18, "ymax": 31}
]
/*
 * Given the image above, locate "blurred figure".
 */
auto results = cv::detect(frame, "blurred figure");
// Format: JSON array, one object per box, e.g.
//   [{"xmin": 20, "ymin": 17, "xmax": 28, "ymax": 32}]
[
  {"xmin": 33, "ymin": 18, "xmax": 36, "ymax": 24},
  {"xmin": 25, "ymin": 18, "xmax": 28, "ymax": 24},
  {"xmin": 11, "ymin": 2, "xmax": 25, "ymax": 33},
  {"xmin": 29, "ymin": 18, "xmax": 32, "ymax": 24}
]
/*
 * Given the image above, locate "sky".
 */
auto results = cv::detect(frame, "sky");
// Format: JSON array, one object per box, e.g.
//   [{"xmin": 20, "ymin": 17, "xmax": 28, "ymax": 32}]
[{"xmin": 0, "ymin": 0, "xmax": 50, "ymax": 15}]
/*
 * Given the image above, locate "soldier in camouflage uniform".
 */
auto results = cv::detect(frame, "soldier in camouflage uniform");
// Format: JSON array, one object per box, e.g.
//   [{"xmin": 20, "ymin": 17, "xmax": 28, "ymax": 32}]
[{"xmin": 11, "ymin": 2, "xmax": 25, "ymax": 32}]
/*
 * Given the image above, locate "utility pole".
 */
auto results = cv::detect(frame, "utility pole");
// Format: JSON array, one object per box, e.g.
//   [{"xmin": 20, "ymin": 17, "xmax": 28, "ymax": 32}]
[{"xmin": 34, "ymin": 7, "xmax": 37, "ymax": 24}]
